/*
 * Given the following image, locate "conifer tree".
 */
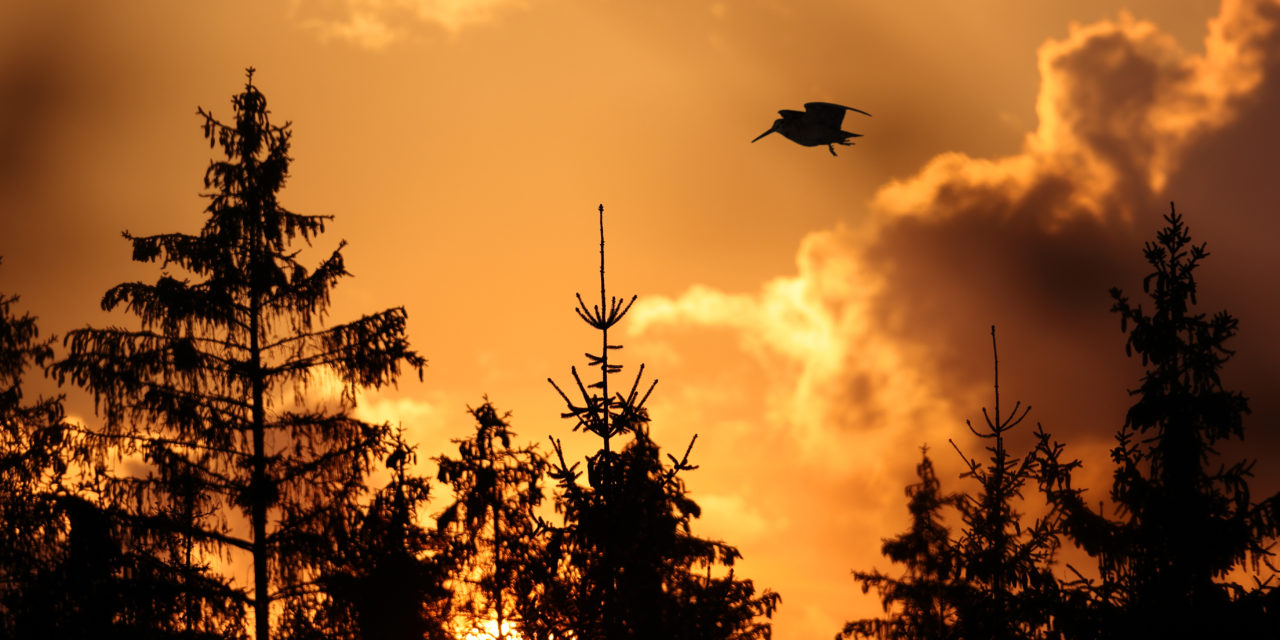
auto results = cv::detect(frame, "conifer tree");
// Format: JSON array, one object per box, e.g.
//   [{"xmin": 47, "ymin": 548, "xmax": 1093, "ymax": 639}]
[
  {"xmin": 51, "ymin": 69, "xmax": 424, "ymax": 640},
  {"xmin": 841, "ymin": 448, "xmax": 961, "ymax": 640},
  {"xmin": 537, "ymin": 205, "xmax": 779, "ymax": 640},
  {"xmin": 0, "ymin": 279, "xmax": 74, "ymax": 636},
  {"xmin": 843, "ymin": 329, "xmax": 1063, "ymax": 640},
  {"xmin": 947, "ymin": 327, "xmax": 1063, "ymax": 640},
  {"xmin": 2, "ymin": 274, "xmax": 244, "ymax": 639},
  {"xmin": 306, "ymin": 429, "xmax": 453, "ymax": 640},
  {"xmin": 1036, "ymin": 203, "xmax": 1280, "ymax": 637},
  {"xmin": 435, "ymin": 400, "xmax": 547, "ymax": 640},
  {"xmin": 0, "ymin": 279, "xmax": 65, "ymax": 563}
]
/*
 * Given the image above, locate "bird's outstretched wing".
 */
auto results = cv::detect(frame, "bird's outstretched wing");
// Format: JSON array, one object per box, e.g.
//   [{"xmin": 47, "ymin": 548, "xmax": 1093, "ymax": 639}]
[{"xmin": 803, "ymin": 102, "xmax": 871, "ymax": 128}]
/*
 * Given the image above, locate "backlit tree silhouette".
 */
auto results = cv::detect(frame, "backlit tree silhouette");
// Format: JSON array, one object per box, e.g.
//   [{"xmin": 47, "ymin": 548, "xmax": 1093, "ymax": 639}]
[
  {"xmin": 535, "ymin": 205, "xmax": 779, "ymax": 640},
  {"xmin": 841, "ymin": 448, "xmax": 962, "ymax": 640},
  {"xmin": 1037, "ymin": 203, "xmax": 1279, "ymax": 637},
  {"xmin": 51, "ymin": 69, "xmax": 424, "ymax": 640},
  {"xmin": 436, "ymin": 400, "xmax": 547, "ymax": 640}
]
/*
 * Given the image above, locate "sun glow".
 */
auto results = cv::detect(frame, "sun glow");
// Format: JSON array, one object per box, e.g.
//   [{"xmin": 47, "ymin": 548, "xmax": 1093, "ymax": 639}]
[{"xmin": 456, "ymin": 618, "xmax": 523, "ymax": 640}]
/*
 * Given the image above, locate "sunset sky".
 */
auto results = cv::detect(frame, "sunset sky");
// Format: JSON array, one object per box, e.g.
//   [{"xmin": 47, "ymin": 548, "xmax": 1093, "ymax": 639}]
[{"xmin": 3, "ymin": 0, "xmax": 1280, "ymax": 637}]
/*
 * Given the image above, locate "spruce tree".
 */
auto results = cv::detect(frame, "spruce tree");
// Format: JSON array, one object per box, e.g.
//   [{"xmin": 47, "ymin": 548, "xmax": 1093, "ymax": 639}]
[
  {"xmin": 841, "ymin": 448, "xmax": 961, "ymax": 640},
  {"xmin": 947, "ymin": 328, "xmax": 1063, "ymax": 640},
  {"xmin": 1037, "ymin": 203, "xmax": 1279, "ymax": 637},
  {"xmin": 0, "ymin": 278, "xmax": 73, "ymax": 637},
  {"xmin": 844, "ymin": 329, "xmax": 1063, "ymax": 640},
  {"xmin": 51, "ymin": 69, "xmax": 424, "ymax": 640},
  {"xmin": 307, "ymin": 429, "xmax": 453, "ymax": 640},
  {"xmin": 435, "ymin": 400, "xmax": 547, "ymax": 640},
  {"xmin": 1, "ymin": 273, "xmax": 243, "ymax": 639},
  {"xmin": 537, "ymin": 205, "xmax": 779, "ymax": 640}
]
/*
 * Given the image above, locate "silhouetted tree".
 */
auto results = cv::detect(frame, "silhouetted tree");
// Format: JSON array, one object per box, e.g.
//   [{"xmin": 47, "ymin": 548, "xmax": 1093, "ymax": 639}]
[
  {"xmin": 841, "ymin": 448, "xmax": 962, "ymax": 640},
  {"xmin": 843, "ymin": 329, "xmax": 1064, "ymax": 640},
  {"xmin": 535, "ymin": 205, "xmax": 779, "ymax": 640},
  {"xmin": 302, "ymin": 429, "xmax": 453, "ymax": 640},
  {"xmin": 1, "ymin": 274, "xmax": 244, "ymax": 639},
  {"xmin": 51, "ymin": 69, "xmax": 424, "ymax": 640},
  {"xmin": 0, "ymin": 279, "xmax": 72, "ymax": 636},
  {"xmin": 1037, "ymin": 203, "xmax": 1280, "ymax": 637},
  {"xmin": 947, "ymin": 328, "xmax": 1063, "ymax": 640},
  {"xmin": 19, "ymin": 496, "xmax": 246, "ymax": 640},
  {"xmin": 435, "ymin": 400, "xmax": 548, "ymax": 640}
]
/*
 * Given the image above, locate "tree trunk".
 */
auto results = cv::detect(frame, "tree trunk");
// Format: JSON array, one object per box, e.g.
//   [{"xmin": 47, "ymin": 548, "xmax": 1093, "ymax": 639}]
[{"xmin": 251, "ymin": 290, "xmax": 270, "ymax": 640}]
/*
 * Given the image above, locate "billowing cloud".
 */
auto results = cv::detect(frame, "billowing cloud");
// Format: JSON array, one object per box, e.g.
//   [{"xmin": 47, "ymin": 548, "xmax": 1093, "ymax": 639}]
[
  {"xmin": 636, "ymin": 0, "xmax": 1280, "ymax": 457},
  {"xmin": 875, "ymin": 0, "xmax": 1277, "ymax": 229},
  {"xmin": 631, "ymin": 227, "xmax": 958, "ymax": 461},
  {"xmin": 632, "ymin": 1, "xmax": 1280, "ymax": 627},
  {"xmin": 293, "ymin": 0, "xmax": 533, "ymax": 48}
]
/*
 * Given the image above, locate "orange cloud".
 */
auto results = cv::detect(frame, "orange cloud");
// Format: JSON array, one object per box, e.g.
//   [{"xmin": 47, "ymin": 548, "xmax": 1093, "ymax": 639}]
[
  {"xmin": 294, "ymin": 0, "xmax": 534, "ymax": 48},
  {"xmin": 637, "ymin": 0, "xmax": 1280, "ymax": 455},
  {"xmin": 630, "ymin": 227, "xmax": 957, "ymax": 464},
  {"xmin": 876, "ymin": 0, "xmax": 1278, "ymax": 229},
  {"xmin": 631, "ymin": 0, "xmax": 1280, "ymax": 633}
]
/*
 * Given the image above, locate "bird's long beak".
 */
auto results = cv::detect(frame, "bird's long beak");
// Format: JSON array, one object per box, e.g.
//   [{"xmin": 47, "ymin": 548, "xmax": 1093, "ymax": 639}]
[{"xmin": 751, "ymin": 128, "xmax": 776, "ymax": 143}]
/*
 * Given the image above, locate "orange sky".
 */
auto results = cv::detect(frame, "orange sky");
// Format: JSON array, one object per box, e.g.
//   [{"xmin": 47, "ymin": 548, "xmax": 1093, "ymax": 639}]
[{"xmin": 3, "ymin": 1, "xmax": 1279, "ymax": 638}]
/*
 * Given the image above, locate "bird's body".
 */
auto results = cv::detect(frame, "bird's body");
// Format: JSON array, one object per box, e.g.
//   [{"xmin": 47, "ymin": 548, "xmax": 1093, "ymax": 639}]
[{"xmin": 752, "ymin": 102, "xmax": 871, "ymax": 156}]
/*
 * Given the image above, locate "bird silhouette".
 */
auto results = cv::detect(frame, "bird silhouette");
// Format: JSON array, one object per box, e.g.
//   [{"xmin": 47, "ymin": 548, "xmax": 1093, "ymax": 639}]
[{"xmin": 752, "ymin": 102, "xmax": 871, "ymax": 156}]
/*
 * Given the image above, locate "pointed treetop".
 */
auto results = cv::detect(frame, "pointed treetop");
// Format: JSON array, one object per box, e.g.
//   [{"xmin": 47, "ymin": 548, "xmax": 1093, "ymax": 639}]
[{"xmin": 549, "ymin": 203, "xmax": 654, "ymax": 449}]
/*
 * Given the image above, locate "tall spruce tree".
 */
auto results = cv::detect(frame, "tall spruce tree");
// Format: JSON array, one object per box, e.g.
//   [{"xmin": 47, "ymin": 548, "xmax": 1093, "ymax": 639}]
[
  {"xmin": 435, "ymin": 400, "xmax": 547, "ymax": 640},
  {"xmin": 536, "ymin": 205, "xmax": 779, "ymax": 640},
  {"xmin": 947, "ymin": 327, "xmax": 1063, "ymax": 640},
  {"xmin": 1037, "ymin": 203, "xmax": 1279, "ymax": 637},
  {"xmin": 51, "ymin": 69, "xmax": 424, "ymax": 640},
  {"xmin": 841, "ymin": 448, "xmax": 962, "ymax": 640},
  {"xmin": 843, "ymin": 329, "xmax": 1064, "ymax": 640}
]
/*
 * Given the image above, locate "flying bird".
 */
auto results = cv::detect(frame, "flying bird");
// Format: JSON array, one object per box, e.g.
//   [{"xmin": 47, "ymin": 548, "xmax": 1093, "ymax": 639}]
[{"xmin": 752, "ymin": 102, "xmax": 871, "ymax": 156}]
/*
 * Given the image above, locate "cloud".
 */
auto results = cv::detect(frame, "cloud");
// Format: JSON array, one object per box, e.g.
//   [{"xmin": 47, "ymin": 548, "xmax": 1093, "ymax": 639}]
[
  {"xmin": 631, "ymin": 10, "xmax": 1280, "ymax": 634},
  {"xmin": 875, "ymin": 1, "xmax": 1275, "ymax": 228},
  {"xmin": 696, "ymin": 492, "xmax": 782, "ymax": 542},
  {"xmin": 630, "ymin": 228, "xmax": 957, "ymax": 461},
  {"xmin": 634, "ymin": 0, "xmax": 1280, "ymax": 467},
  {"xmin": 262, "ymin": 363, "xmax": 459, "ymax": 477},
  {"xmin": 293, "ymin": 0, "xmax": 533, "ymax": 48},
  {"xmin": 864, "ymin": 0, "xmax": 1280, "ymax": 436}
]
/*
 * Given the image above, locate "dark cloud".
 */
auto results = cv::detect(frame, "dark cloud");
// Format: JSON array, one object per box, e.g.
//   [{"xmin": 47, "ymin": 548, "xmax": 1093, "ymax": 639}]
[
  {"xmin": 1162, "ymin": 2, "xmax": 1280, "ymax": 476},
  {"xmin": 636, "ymin": 0, "xmax": 1280, "ymax": 487},
  {"xmin": 630, "ymin": 8, "xmax": 1280, "ymax": 633},
  {"xmin": 866, "ymin": 0, "xmax": 1280, "ymax": 457},
  {"xmin": 0, "ymin": 4, "xmax": 94, "ymax": 194}
]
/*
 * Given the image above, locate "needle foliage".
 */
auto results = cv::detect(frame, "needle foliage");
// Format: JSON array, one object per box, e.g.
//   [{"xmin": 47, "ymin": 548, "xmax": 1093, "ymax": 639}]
[{"xmin": 50, "ymin": 69, "xmax": 424, "ymax": 640}]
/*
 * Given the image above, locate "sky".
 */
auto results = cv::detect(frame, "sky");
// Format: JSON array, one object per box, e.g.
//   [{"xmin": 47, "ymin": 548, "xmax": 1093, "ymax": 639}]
[{"xmin": 3, "ymin": 0, "xmax": 1279, "ymax": 637}]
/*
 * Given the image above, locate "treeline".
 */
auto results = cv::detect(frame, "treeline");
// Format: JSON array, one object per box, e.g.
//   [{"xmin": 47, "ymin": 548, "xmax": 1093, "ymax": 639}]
[
  {"xmin": 841, "ymin": 208, "xmax": 1280, "ymax": 639},
  {"xmin": 2, "ymin": 69, "xmax": 1278, "ymax": 640},
  {"xmin": 0, "ymin": 71, "xmax": 776, "ymax": 640}
]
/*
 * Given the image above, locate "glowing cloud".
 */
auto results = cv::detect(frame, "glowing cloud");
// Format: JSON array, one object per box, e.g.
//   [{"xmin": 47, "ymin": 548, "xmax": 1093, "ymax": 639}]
[
  {"xmin": 877, "ymin": 0, "xmax": 1277, "ymax": 228},
  {"xmin": 631, "ymin": 227, "xmax": 956, "ymax": 460},
  {"xmin": 294, "ymin": 0, "xmax": 533, "ymax": 48},
  {"xmin": 633, "ymin": 0, "xmax": 1280, "ymax": 467},
  {"xmin": 629, "ymin": 8, "xmax": 1280, "ymax": 635}
]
